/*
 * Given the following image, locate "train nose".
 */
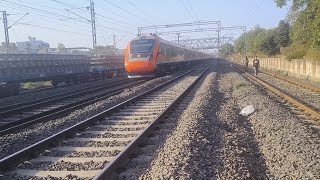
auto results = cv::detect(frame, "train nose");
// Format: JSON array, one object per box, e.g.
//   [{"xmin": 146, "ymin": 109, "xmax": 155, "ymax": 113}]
[{"xmin": 125, "ymin": 61, "xmax": 155, "ymax": 74}]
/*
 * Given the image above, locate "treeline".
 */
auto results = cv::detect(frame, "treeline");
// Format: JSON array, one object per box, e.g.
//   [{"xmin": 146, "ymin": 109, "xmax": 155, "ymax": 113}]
[
  {"xmin": 225, "ymin": 0, "xmax": 320, "ymax": 61},
  {"xmin": 234, "ymin": 21, "xmax": 290, "ymax": 56}
]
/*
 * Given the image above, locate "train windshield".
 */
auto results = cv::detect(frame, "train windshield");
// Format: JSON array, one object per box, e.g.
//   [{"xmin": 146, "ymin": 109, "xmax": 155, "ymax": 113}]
[{"xmin": 130, "ymin": 39, "xmax": 155, "ymax": 54}]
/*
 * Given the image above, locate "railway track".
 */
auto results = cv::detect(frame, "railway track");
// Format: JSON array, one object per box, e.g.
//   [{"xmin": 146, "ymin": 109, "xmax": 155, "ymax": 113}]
[
  {"xmin": 1, "ymin": 76, "xmax": 125, "ymax": 100},
  {"xmin": 0, "ymin": 78, "xmax": 145, "ymax": 135},
  {"xmin": 0, "ymin": 63, "xmax": 212, "ymax": 180},
  {"xmin": 260, "ymin": 69, "xmax": 320, "ymax": 93},
  {"xmin": 231, "ymin": 63, "xmax": 320, "ymax": 126},
  {"xmin": 236, "ymin": 64, "xmax": 320, "ymax": 113},
  {"xmin": 0, "ymin": 78, "xmax": 128, "ymax": 113}
]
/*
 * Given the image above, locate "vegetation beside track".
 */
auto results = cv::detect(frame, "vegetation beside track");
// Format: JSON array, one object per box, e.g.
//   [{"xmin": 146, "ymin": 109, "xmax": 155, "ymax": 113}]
[{"xmin": 221, "ymin": 0, "xmax": 320, "ymax": 62}]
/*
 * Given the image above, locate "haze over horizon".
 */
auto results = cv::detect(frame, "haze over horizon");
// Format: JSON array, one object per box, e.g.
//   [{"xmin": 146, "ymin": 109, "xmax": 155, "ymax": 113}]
[{"xmin": 0, "ymin": 0, "xmax": 289, "ymax": 49}]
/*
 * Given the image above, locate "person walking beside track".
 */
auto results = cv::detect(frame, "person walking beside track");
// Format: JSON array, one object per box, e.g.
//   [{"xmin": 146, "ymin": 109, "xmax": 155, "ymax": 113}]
[
  {"xmin": 245, "ymin": 56, "xmax": 249, "ymax": 71},
  {"xmin": 253, "ymin": 56, "xmax": 260, "ymax": 76}
]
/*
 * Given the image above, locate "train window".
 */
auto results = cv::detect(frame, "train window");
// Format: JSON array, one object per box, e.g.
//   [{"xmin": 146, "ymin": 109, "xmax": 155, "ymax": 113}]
[{"xmin": 130, "ymin": 39, "xmax": 155, "ymax": 54}]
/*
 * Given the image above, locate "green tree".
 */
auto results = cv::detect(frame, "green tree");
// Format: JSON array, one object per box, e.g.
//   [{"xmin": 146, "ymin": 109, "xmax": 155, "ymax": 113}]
[
  {"xmin": 275, "ymin": 0, "xmax": 320, "ymax": 60},
  {"xmin": 274, "ymin": 20, "xmax": 290, "ymax": 48},
  {"xmin": 96, "ymin": 45, "xmax": 119, "ymax": 55},
  {"xmin": 259, "ymin": 30, "xmax": 279, "ymax": 55},
  {"xmin": 274, "ymin": 0, "xmax": 308, "ymax": 11},
  {"xmin": 57, "ymin": 43, "xmax": 66, "ymax": 53},
  {"xmin": 220, "ymin": 43, "xmax": 234, "ymax": 58}
]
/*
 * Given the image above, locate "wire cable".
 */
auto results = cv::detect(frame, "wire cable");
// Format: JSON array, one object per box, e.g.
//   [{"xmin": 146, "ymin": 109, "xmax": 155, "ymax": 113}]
[{"xmin": 100, "ymin": 0, "xmax": 154, "ymax": 25}]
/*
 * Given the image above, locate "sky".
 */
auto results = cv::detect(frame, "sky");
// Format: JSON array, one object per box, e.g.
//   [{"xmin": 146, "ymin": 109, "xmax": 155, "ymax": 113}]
[{"xmin": 0, "ymin": 0, "xmax": 290, "ymax": 49}]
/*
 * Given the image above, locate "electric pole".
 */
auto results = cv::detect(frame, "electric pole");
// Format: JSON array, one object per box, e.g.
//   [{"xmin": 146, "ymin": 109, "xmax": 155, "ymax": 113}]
[
  {"xmin": 113, "ymin": 34, "xmax": 117, "ymax": 48},
  {"xmin": 177, "ymin": 33, "xmax": 180, "ymax": 45},
  {"xmin": 89, "ymin": 0, "xmax": 97, "ymax": 55},
  {"xmin": 1, "ymin": 11, "xmax": 9, "ymax": 53}
]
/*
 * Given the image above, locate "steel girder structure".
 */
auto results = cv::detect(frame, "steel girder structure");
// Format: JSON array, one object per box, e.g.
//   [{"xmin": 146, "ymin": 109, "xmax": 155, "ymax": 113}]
[
  {"xmin": 137, "ymin": 21, "xmax": 221, "ymax": 35},
  {"xmin": 172, "ymin": 36, "xmax": 234, "ymax": 50}
]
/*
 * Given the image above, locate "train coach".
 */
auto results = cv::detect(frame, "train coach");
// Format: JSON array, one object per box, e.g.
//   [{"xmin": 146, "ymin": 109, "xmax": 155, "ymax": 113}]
[
  {"xmin": 0, "ymin": 54, "xmax": 124, "ymax": 97},
  {"xmin": 125, "ymin": 35, "xmax": 212, "ymax": 78}
]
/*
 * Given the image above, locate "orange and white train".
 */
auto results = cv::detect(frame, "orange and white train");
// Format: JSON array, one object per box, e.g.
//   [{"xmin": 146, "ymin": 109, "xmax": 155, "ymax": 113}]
[{"xmin": 125, "ymin": 35, "xmax": 211, "ymax": 78}]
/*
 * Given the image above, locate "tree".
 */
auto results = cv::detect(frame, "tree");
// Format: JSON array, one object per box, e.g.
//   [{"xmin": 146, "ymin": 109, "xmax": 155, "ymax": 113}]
[
  {"xmin": 234, "ymin": 26, "xmax": 268, "ymax": 55},
  {"xmin": 274, "ymin": 20, "xmax": 290, "ymax": 48},
  {"xmin": 259, "ymin": 30, "xmax": 279, "ymax": 55},
  {"xmin": 220, "ymin": 43, "xmax": 234, "ymax": 58},
  {"xmin": 57, "ymin": 43, "xmax": 65, "ymax": 52},
  {"xmin": 274, "ymin": 0, "xmax": 308, "ymax": 11},
  {"xmin": 96, "ymin": 45, "xmax": 119, "ymax": 55}
]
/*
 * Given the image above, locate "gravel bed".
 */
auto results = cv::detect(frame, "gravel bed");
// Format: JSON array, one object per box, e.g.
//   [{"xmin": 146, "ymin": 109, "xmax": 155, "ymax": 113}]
[
  {"xmin": 17, "ymin": 161, "xmax": 106, "ymax": 171},
  {"xmin": 0, "ymin": 64, "xmax": 209, "ymax": 160},
  {"xmin": 124, "ymin": 65, "xmax": 266, "ymax": 179},
  {"xmin": 88, "ymin": 126, "xmax": 145, "ymax": 131},
  {"xmin": 2, "ymin": 65, "xmax": 210, "ymax": 179},
  {"xmin": 119, "ymin": 61, "xmax": 320, "ymax": 179},
  {"xmin": 229, "ymin": 65, "xmax": 320, "ymax": 179},
  {"xmin": 3, "ymin": 175, "xmax": 88, "ymax": 180},
  {"xmin": 79, "ymin": 133, "xmax": 137, "ymax": 139},
  {"xmin": 0, "ymin": 78, "xmax": 124, "ymax": 106},
  {"xmin": 0, "ymin": 70, "xmax": 180, "ymax": 159},
  {"xmin": 262, "ymin": 68, "xmax": 320, "ymax": 88},
  {"xmin": 258, "ymin": 73, "xmax": 320, "ymax": 112},
  {"xmin": 62, "ymin": 141, "xmax": 129, "ymax": 147},
  {"xmin": 43, "ymin": 150, "xmax": 121, "ymax": 158},
  {"xmin": 101, "ymin": 121, "xmax": 151, "ymax": 126}
]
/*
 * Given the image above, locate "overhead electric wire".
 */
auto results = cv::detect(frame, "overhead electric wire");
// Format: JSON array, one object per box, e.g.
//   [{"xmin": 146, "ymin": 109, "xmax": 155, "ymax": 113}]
[
  {"xmin": 1, "ymin": 0, "xmax": 73, "ymax": 20},
  {"xmin": 0, "ymin": 1, "xmax": 88, "ymax": 24},
  {"xmin": 50, "ymin": 0, "xmax": 89, "ymax": 11},
  {"xmin": 10, "ymin": 27, "xmax": 21, "ymax": 41},
  {"xmin": 16, "ymin": 23, "xmax": 89, "ymax": 36},
  {"xmin": 248, "ymin": 0, "xmax": 265, "ymax": 16},
  {"xmin": 15, "ymin": 0, "xmax": 68, "ymax": 12},
  {"xmin": 49, "ymin": 0, "xmax": 138, "ymax": 29},
  {"xmin": 186, "ymin": 0, "xmax": 200, "ymax": 20},
  {"xmin": 178, "ymin": 0, "xmax": 197, "ymax": 22},
  {"xmin": 100, "ymin": 0, "xmax": 154, "ymax": 25},
  {"xmin": 1, "ymin": 1, "xmax": 136, "ymax": 34},
  {"xmin": 126, "ymin": 1, "xmax": 161, "ymax": 24},
  {"xmin": 96, "ymin": 17, "xmax": 110, "ymax": 45}
]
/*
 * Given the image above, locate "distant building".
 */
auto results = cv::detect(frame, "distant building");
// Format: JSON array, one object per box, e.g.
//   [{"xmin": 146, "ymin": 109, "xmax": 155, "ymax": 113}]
[
  {"xmin": 0, "ymin": 42, "xmax": 17, "ymax": 53},
  {"xmin": 16, "ymin": 36, "xmax": 50, "ymax": 53}
]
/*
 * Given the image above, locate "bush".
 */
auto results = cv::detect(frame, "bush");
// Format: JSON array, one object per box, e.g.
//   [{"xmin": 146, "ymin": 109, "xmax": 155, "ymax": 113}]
[
  {"xmin": 21, "ymin": 81, "xmax": 51, "ymax": 89},
  {"xmin": 305, "ymin": 47, "xmax": 320, "ymax": 62},
  {"xmin": 281, "ymin": 44, "xmax": 308, "ymax": 60}
]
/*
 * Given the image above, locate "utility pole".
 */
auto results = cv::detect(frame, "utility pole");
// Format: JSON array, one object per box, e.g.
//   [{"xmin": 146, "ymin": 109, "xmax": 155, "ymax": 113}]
[
  {"xmin": 177, "ymin": 33, "xmax": 181, "ymax": 45},
  {"xmin": 89, "ymin": 0, "xmax": 97, "ymax": 55},
  {"xmin": 113, "ymin": 34, "xmax": 117, "ymax": 48},
  {"xmin": 1, "ymin": 11, "xmax": 9, "ymax": 53},
  {"xmin": 217, "ymin": 21, "xmax": 221, "ymax": 50}
]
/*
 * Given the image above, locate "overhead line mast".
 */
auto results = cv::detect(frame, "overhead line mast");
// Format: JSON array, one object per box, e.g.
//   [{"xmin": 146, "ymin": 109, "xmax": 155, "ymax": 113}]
[
  {"xmin": 1, "ymin": 11, "xmax": 28, "ymax": 53},
  {"xmin": 1, "ymin": 11, "xmax": 9, "ymax": 53},
  {"xmin": 90, "ymin": 0, "xmax": 97, "ymax": 55}
]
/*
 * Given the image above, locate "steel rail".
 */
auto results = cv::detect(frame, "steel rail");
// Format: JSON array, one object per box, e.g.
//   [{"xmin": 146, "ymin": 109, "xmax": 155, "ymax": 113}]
[
  {"xmin": 260, "ymin": 69, "xmax": 320, "ymax": 93},
  {"xmin": 0, "ymin": 79, "xmax": 146, "ymax": 136},
  {"xmin": 0, "ymin": 78, "xmax": 128, "ymax": 113},
  {"xmin": 231, "ymin": 64, "xmax": 320, "ymax": 122},
  {"xmin": 0, "ymin": 79, "xmax": 130, "ymax": 117},
  {"xmin": 234, "ymin": 63, "xmax": 320, "ymax": 93},
  {"xmin": 93, "ymin": 64, "xmax": 212, "ymax": 180},
  {"xmin": 0, "ymin": 64, "xmax": 206, "ymax": 172}
]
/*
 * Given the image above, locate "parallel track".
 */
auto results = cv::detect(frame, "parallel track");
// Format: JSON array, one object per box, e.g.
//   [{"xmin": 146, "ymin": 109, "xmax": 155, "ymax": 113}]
[
  {"xmin": 0, "ymin": 63, "xmax": 212, "ymax": 179},
  {"xmin": 1, "ymin": 78, "xmax": 121, "ymax": 100},
  {"xmin": 0, "ymin": 78, "xmax": 145, "ymax": 135},
  {"xmin": 260, "ymin": 69, "xmax": 320, "ymax": 93},
  {"xmin": 0, "ymin": 78, "xmax": 128, "ymax": 113},
  {"xmin": 231, "ymin": 64, "xmax": 320, "ymax": 125}
]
